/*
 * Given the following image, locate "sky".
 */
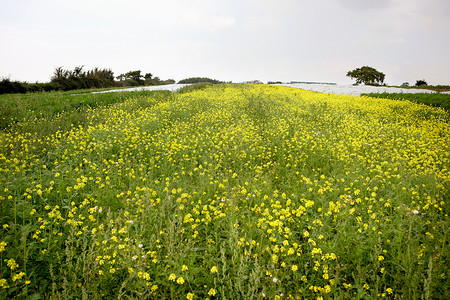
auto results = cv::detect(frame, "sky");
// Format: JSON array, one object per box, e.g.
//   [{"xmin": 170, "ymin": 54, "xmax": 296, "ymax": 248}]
[{"xmin": 1, "ymin": 0, "xmax": 449, "ymax": 85}]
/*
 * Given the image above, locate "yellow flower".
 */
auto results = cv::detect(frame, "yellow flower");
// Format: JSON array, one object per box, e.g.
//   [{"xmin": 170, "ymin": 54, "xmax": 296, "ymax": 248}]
[
  {"xmin": 186, "ymin": 292, "xmax": 194, "ymax": 300},
  {"xmin": 177, "ymin": 276, "xmax": 185, "ymax": 284},
  {"xmin": 291, "ymin": 265, "xmax": 298, "ymax": 271},
  {"xmin": 5, "ymin": 258, "xmax": 18, "ymax": 270},
  {"xmin": 210, "ymin": 266, "xmax": 218, "ymax": 273},
  {"xmin": 168, "ymin": 273, "xmax": 176, "ymax": 281},
  {"xmin": 12, "ymin": 272, "xmax": 25, "ymax": 281},
  {"xmin": 378, "ymin": 255, "xmax": 384, "ymax": 261},
  {"xmin": 0, "ymin": 241, "xmax": 6, "ymax": 252},
  {"xmin": 208, "ymin": 288, "xmax": 217, "ymax": 296},
  {"xmin": 0, "ymin": 278, "xmax": 8, "ymax": 289},
  {"xmin": 182, "ymin": 265, "xmax": 189, "ymax": 271}
]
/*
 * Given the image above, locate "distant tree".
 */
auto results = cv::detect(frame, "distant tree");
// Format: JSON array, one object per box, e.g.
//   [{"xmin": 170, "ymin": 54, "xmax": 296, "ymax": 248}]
[
  {"xmin": 346, "ymin": 66, "xmax": 385, "ymax": 85},
  {"xmin": 415, "ymin": 79, "xmax": 427, "ymax": 86},
  {"xmin": 51, "ymin": 66, "xmax": 115, "ymax": 90},
  {"xmin": 178, "ymin": 77, "xmax": 223, "ymax": 84},
  {"xmin": 124, "ymin": 70, "xmax": 144, "ymax": 85},
  {"xmin": 144, "ymin": 73, "xmax": 153, "ymax": 80},
  {"xmin": 401, "ymin": 82, "xmax": 409, "ymax": 87},
  {"xmin": 162, "ymin": 79, "xmax": 176, "ymax": 85}
]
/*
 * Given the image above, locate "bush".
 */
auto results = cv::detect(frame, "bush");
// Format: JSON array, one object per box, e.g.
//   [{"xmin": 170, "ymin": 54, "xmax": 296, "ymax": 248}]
[
  {"xmin": 416, "ymin": 79, "xmax": 428, "ymax": 86},
  {"xmin": 0, "ymin": 79, "xmax": 58, "ymax": 95}
]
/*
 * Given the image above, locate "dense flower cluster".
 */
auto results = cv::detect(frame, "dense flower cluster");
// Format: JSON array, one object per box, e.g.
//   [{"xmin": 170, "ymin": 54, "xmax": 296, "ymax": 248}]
[{"xmin": 0, "ymin": 84, "xmax": 448, "ymax": 298}]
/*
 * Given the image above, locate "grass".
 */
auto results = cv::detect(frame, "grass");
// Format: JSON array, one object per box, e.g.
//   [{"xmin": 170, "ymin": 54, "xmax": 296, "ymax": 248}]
[
  {"xmin": 390, "ymin": 86, "xmax": 450, "ymax": 93},
  {"xmin": 0, "ymin": 89, "xmax": 175, "ymax": 132},
  {"xmin": 362, "ymin": 92, "xmax": 450, "ymax": 111},
  {"xmin": 0, "ymin": 84, "xmax": 449, "ymax": 299}
]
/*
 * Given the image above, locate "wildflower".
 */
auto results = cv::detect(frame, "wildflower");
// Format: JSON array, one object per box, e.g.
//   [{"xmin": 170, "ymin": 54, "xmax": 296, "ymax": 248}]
[
  {"xmin": 0, "ymin": 241, "xmax": 6, "ymax": 252},
  {"xmin": 210, "ymin": 266, "xmax": 218, "ymax": 273},
  {"xmin": 177, "ymin": 276, "xmax": 185, "ymax": 284},
  {"xmin": 186, "ymin": 293, "xmax": 194, "ymax": 300},
  {"xmin": 291, "ymin": 265, "xmax": 298, "ymax": 271},
  {"xmin": 168, "ymin": 273, "xmax": 176, "ymax": 281},
  {"xmin": 12, "ymin": 272, "xmax": 25, "ymax": 281},
  {"xmin": 413, "ymin": 210, "xmax": 419, "ymax": 215},
  {"xmin": 272, "ymin": 277, "xmax": 278, "ymax": 283},
  {"xmin": 378, "ymin": 255, "xmax": 384, "ymax": 261},
  {"xmin": 182, "ymin": 265, "xmax": 189, "ymax": 271},
  {"xmin": 0, "ymin": 278, "xmax": 9, "ymax": 289},
  {"xmin": 386, "ymin": 288, "xmax": 393, "ymax": 294},
  {"xmin": 5, "ymin": 258, "xmax": 18, "ymax": 270},
  {"xmin": 208, "ymin": 288, "xmax": 217, "ymax": 296}
]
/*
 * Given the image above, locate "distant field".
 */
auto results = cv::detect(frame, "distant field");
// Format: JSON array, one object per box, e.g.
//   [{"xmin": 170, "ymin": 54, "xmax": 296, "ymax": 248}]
[
  {"xmin": 362, "ymin": 92, "xmax": 450, "ymax": 111},
  {"xmin": 1, "ymin": 84, "xmax": 449, "ymax": 299}
]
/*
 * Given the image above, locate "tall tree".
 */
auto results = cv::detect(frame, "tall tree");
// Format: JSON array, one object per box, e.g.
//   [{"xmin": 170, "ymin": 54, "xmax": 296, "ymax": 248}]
[{"xmin": 346, "ymin": 66, "xmax": 385, "ymax": 85}]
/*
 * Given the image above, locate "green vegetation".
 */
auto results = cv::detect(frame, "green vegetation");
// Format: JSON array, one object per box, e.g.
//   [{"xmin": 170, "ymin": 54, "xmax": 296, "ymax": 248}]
[
  {"xmin": 346, "ymin": 66, "xmax": 385, "ymax": 86},
  {"xmin": 0, "ymin": 78, "xmax": 56, "ymax": 94},
  {"xmin": 177, "ymin": 77, "xmax": 225, "ymax": 84},
  {"xmin": 0, "ymin": 89, "xmax": 173, "ymax": 132},
  {"xmin": 393, "ymin": 85, "xmax": 450, "ymax": 93},
  {"xmin": 0, "ymin": 66, "xmax": 176, "ymax": 95},
  {"xmin": 362, "ymin": 92, "xmax": 450, "ymax": 111},
  {"xmin": 1, "ymin": 84, "xmax": 449, "ymax": 299}
]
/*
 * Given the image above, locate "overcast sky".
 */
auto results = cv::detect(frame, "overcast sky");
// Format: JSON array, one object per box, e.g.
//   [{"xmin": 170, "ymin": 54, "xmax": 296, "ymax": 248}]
[{"xmin": 1, "ymin": 0, "xmax": 449, "ymax": 85}]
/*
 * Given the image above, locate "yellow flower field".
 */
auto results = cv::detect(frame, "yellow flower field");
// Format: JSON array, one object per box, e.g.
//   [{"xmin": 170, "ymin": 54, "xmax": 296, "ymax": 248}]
[{"xmin": 0, "ymin": 84, "xmax": 449, "ymax": 299}]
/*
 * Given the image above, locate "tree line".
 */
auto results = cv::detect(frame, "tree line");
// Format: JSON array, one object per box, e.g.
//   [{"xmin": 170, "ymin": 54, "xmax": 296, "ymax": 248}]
[
  {"xmin": 346, "ymin": 66, "xmax": 436, "ymax": 88},
  {"xmin": 0, "ymin": 66, "xmax": 177, "ymax": 95}
]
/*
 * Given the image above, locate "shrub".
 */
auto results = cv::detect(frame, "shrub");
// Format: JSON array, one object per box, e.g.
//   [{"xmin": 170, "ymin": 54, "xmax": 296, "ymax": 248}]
[{"xmin": 416, "ymin": 79, "xmax": 428, "ymax": 86}]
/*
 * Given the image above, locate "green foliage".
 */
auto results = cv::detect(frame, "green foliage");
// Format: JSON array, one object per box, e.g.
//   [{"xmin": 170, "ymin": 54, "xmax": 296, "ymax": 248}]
[
  {"xmin": 177, "ymin": 77, "xmax": 224, "ymax": 84},
  {"xmin": 362, "ymin": 92, "xmax": 450, "ymax": 111},
  {"xmin": 416, "ymin": 79, "xmax": 428, "ymax": 86},
  {"xmin": 50, "ymin": 66, "xmax": 115, "ymax": 91},
  {"xmin": 0, "ymin": 78, "xmax": 56, "ymax": 95},
  {"xmin": 347, "ymin": 66, "xmax": 385, "ymax": 85},
  {"xmin": 176, "ymin": 82, "xmax": 213, "ymax": 94},
  {"xmin": 1, "ymin": 67, "xmax": 175, "ymax": 95}
]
